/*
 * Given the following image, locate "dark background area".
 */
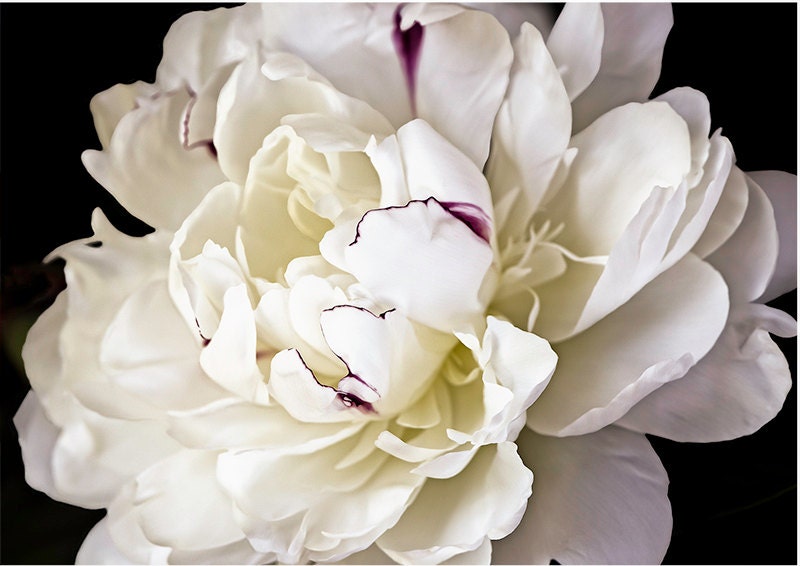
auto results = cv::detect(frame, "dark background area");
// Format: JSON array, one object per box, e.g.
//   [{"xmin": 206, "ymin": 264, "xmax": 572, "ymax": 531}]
[{"xmin": 1, "ymin": 3, "xmax": 796, "ymax": 564}]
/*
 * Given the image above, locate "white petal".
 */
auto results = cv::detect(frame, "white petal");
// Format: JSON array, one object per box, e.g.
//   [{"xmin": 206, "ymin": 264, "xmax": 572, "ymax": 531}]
[
  {"xmin": 214, "ymin": 52, "xmax": 391, "ymax": 185},
  {"xmin": 693, "ymin": 165, "xmax": 750, "ymax": 259},
  {"xmin": 566, "ymin": 133, "xmax": 733, "ymax": 339},
  {"xmin": 378, "ymin": 442, "xmax": 531, "ymax": 564},
  {"xmin": 547, "ymin": 100, "xmax": 692, "ymax": 258},
  {"xmin": 706, "ymin": 175, "xmax": 778, "ymax": 304},
  {"xmin": 492, "ymin": 426, "xmax": 671, "ymax": 564},
  {"xmin": 655, "ymin": 87, "xmax": 711, "ymax": 187},
  {"xmin": 267, "ymin": 349, "xmax": 351, "ymax": 423},
  {"xmin": 527, "ymin": 254, "xmax": 729, "ymax": 436},
  {"xmin": 100, "ymin": 280, "xmax": 225, "ymax": 411},
  {"xmin": 376, "ymin": 120, "xmax": 495, "ymax": 219},
  {"xmin": 571, "ymin": 3, "xmax": 673, "ymax": 132},
  {"xmin": 467, "ymin": 3, "xmax": 555, "ymax": 39},
  {"xmin": 107, "ymin": 450, "xmax": 245, "ymax": 555},
  {"xmin": 546, "ymin": 3, "xmax": 603, "ymax": 101},
  {"xmin": 156, "ymin": 4, "xmax": 264, "ymax": 90},
  {"xmin": 343, "ymin": 199, "xmax": 494, "ymax": 333},
  {"xmin": 82, "ymin": 88, "xmax": 225, "ymax": 231},
  {"xmin": 88, "ymin": 81, "xmax": 158, "ymax": 149},
  {"xmin": 487, "ymin": 22, "xmax": 572, "ymax": 238},
  {"xmin": 13, "ymin": 393, "xmax": 61, "ymax": 502},
  {"xmin": 200, "ymin": 284, "xmax": 268, "ymax": 404},
  {"xmin": 167, "ymin": 399, "xmax": 362, "ymax": 453},
  {"xmin": 408, "ymin": 4, "xmax": 513, "ymax": 167},
  {"xmin": 77, "ymin": 519, "xmax": 135, "ymax": 565},
  {"xmin": 217, "ymin": 441, "xmax": 415, "ymax": 563},
  {"xmin": 749, "ymin": 170, "xmax": 797, "ymax": 302},
  {"xmin": 321, "ymin": 306, "xmax": 452, "ymax": 416},
  {"xmin": 618, "ymin": 303, "xmax": 795, "ymax": 442}
]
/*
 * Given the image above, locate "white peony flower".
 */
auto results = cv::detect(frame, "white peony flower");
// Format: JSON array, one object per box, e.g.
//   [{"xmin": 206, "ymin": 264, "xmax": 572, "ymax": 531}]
[{"xmin": 12, "ymin": 3, "xmax": 795, "ymax": 564}]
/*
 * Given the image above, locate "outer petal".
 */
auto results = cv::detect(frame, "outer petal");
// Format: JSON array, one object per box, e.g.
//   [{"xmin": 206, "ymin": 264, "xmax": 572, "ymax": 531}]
[
  {"xmin": 77, "ymin": 519, "xmax": 135, "ymax": 565},
  {"xmin": 377, "ymin": 442, "xmax": 532, "ymax": 564},
  {"xmin": 156, "ymin": 5, "xmax": 263, "ymax": 89},
  {"xmin": 705, "ymin": 175, "xmax": 778, "ymax": 304},
  {"xmin": 13, "ymin": 393, "xmax": 61, "ymax": 503},
  {"xmin": 492, "ymin": 426, "xmax": 671, "ymax": 565},
  {"xmin": 106, "ymin": 451, "xmax": 247, "ymax": 558},
  {"xmin": 82, "ymin": 88, "xmax": 225, "ymax": 231},
  {"xmin": 571, "ymin": 3, "xmax": 673, "ymax": 133},
  {"xmin": 545, "ymin": 3, "xmax": 603, "ymax": 101},
  {"xmin": 527, "ymin": 254, "xmax": 729, "ymax": 436},
  {"xmin": 618, "ymin": 303, "xmax": 795, "ymax": 442},
  {"xmin": 342, "ymin": 199, "xmax": 494, "ymax": 333},
  {"xmin": 749, "ymin": 170, "xmax": 797, "ymax": 302}
]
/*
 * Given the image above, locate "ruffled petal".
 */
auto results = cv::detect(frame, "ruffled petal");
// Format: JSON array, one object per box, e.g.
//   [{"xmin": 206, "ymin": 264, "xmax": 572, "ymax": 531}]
[
  {"xmin": 342, "ymin": 198, "xmax": 494, "ymax": 333},
  {"xmin": 492, "ymin": 426, "xmax": 671, "ymax": 564},
  {"xmin": 156, "ymin": 4, "xmax": 264, "ymax": 90},
  {"xmin": 527, "ymin": 254, "xmax": 729, "ymax": 436},
  {"xmin": 82, "ymin": 87, "xmax": 225, "ymax": 231},
  {"xmin": 213, "ymin": 51, "xmax": 392, "ymax": 184},
  {"xmin": 378, "ymin": 442, "xmax": 531, "ymax": 564},
  {"xmin": 749, "ymin": 170, "xmax": 797, "ymax": 302},
  {"xmin": 261, "ymin": 4, "xmax": 513, "ymax": 168},
  {"xmin": 571, "ymin": 3, "xmax": 673, "ymax": 132},
  {"xmin": 618, "ymin": 303, "xmax": 795, "ymax": 442}
]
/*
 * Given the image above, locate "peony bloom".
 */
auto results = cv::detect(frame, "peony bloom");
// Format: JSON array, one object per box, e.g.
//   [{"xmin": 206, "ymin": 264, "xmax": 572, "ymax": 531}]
[{"xmin": 11, "ymin": 3, "xmax": 795, "ymax": 564}]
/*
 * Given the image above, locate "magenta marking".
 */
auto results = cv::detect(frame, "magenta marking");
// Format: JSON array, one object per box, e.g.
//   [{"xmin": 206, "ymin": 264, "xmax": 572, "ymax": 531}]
[{"xmin": 392, "ymin": 6, "xmax": 424, "ymax": 116}]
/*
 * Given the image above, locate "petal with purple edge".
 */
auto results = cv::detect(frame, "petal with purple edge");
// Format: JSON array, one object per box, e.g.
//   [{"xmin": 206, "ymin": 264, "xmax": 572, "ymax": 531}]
[{"xmin": 343, "ymin": 198, "xmax": 494, "ymax": 333}]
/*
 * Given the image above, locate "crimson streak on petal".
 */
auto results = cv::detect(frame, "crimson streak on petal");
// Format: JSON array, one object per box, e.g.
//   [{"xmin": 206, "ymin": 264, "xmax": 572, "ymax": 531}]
[{"xmin": 392, "ymin": 6, "xmax": 424, "ymax": 117}]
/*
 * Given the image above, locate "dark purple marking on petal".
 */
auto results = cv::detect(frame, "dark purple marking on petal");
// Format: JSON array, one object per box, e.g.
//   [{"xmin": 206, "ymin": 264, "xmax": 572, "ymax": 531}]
[
  {"xmin": 392, "ymin": 6, "xmax": 424, "ymax": 117},
  {"xmin": 349, "ymin": 198, "xmax": 491, "ymax": 246},
  {"xmin": 440, "ymin": 201, "xmax": 492, "ymax": 243},
  {"xmin": 181, "ymin": 86, "xmax": 218, "ymax": 160},
  {"xmin": 288, "ymin": 347, "xmax": 379, "ymax": 416},
  {"xmin": 195, "ymin": 317, "xmax": 211, "ymax": 347},
  {"xmin": 337, "ymin": 391, "xmax": 376, "ymax": 414}
]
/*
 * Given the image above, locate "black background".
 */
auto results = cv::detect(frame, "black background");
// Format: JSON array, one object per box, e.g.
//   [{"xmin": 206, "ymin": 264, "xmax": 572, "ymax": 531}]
[{"xmin": 0, "ymin": 4, "xmax": 796, "ymax": 564}]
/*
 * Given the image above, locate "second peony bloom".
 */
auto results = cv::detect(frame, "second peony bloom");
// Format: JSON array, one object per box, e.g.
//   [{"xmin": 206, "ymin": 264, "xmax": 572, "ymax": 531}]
[{"xmin": 14, "ymin": 3, "xmax": 795, "ymax": 564}]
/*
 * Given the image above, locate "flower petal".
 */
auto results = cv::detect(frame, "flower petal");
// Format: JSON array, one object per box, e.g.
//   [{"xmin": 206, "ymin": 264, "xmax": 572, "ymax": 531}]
[
  {"xmin": 13, "ymin": 393, "xmax": 61, "ymax": 502},
  {"xmin": 77, "ymin": 519, "xmax": 135, "ymax": 565},
  {"xmin": 749, "ymin": 170, "xmax": 797, "ymax": 302},
  {"xmin": 618, "ymin": 303, "xmax": 795, "ymax": 442},
  {"xmin": 706, "ymin": 174, "xmax": 778, "ymax": 304},
  {"xmin": 156, "ymin": 4, "xmax": 264, "ymax": 91},
  {"xmin": 545, "ymin": 3, "xmax": 604, "ymax": 101},
  {"xmin": 492, "ymin": 426, "xmax": 671, "ymax": 564},
  {"xmin": 106, "ymin": 450, "xmax": 247, "ymax": 556},
  {"xmin": 527, "ymin": 254, "xmax": 729, "ymax": 436},
  {"xmin": 487, "ymin": 22, "xmax": 572, "ymax": 238},
  {"xmin": 343, "ymin": 198, "xmax": 494, "ymax": 333},
  {"xmin": 199, "ymin": 284, "xmax": 268, "ymax": 404},
  {"xmin": 378, "ymin": 442, "xmax": 531, "ymax": 564},
  {"xmin": 404, "ymin": 4, "xmax": 513, "ymax": 167},
  {"xmin": 82, "ymin": 88, "xmax": 225, "ymax": 231},
  {"xmin": 547, "ymin": 100, "xmax": 692, "ymax": 258},
  {"xmin": 571, "ymin": 3, "xmax": 673, "ymax": 132}
]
